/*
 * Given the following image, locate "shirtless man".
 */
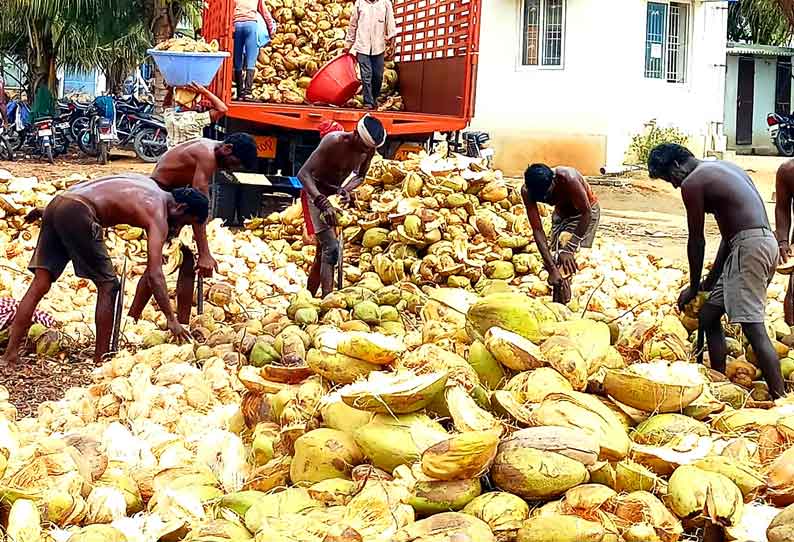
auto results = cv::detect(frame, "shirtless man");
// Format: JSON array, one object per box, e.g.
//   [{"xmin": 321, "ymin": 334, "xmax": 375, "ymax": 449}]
[
  {"xmin": 522, "ymin": 163, "xmax": 600, "ymax": 304},
  {"xmin": 299, "ymin": 114, "xmax": 386, "ymax": 297},
  {"xmin": 128, "ymin": 132, "xmax": 258, "ymax": 323},
  {"xmin": 775, "ymin": 159, "xmax": 794, "ymax": 325},
  {"xmin": 648, "ymin": 143, "xmax": 785, "ymax": 399},
  {"xmin": 0, "ymin": 177, "xmax": 207, "ymax": 366}
]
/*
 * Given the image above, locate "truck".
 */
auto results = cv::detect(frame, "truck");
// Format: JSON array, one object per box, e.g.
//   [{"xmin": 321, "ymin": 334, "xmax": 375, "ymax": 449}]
[{"xmin": 201, "ymin": 0, "xmax": 482, "ymax": 176}]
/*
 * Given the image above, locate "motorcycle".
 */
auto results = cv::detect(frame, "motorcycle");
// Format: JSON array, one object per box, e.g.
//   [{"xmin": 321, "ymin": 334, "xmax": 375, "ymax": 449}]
[
  {"xmin": 78, "ymin": 95, "xmax": 167, "ymax": 163},
  {"xmin": 767, "ymin": 112, "xmax": 794, "ymax": 157},
  {"xmin": 57, "ymin": 97, "xmax": 91, "ymax": 144},
  {"xmin": 78, "ymin": 97, "xmax": 116, "ymax": 164},
  {"xmin": 6, "ymin": 100, "xmax": 68, "ymax": 162}
]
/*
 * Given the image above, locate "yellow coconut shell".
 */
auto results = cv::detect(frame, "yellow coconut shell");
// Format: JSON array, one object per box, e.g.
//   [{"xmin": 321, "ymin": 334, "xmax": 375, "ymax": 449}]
[
  {"xmin": 491, "ymin": 444, "xmax": 589, "ymax": 500},
  {"xmin": 517, "ymin": 514, "xmax": 605, "ymax": 542},
  {"xmin": 667, "ymin": 465, "xmax": 743, "ymax": 525},
  {"xmin": 421, "ymin": 431, "xmax": 499, "ymax": 481},
  {"xmin": 484, "ymin": 327, "xmax": 545, "ymax": 371},
  {"xmin": 462, "ymin": 491, "xmax": 529, "ymax": 536},
  {"xmin": 604, "ymin": 368, "xmax": 703, "ymax": 413},
  {"xmin": 339, "ymin": 371, "xmax": 447, "ymax": 414}
]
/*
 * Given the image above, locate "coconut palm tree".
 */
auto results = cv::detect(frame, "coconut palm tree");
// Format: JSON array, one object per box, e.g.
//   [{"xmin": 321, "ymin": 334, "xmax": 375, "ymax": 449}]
[
  {"xmin": 730, "ymin": 0, "xmax": 794, "ymax": 46},
  {"xmin": 0, "ymin": 0, "xmax": 202, "ymax": 101}
]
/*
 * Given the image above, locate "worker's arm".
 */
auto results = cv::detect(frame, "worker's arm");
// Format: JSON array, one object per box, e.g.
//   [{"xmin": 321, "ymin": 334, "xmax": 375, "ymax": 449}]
[
  {"xmin": 557, "ymin": 174, "xmax": 592, "ymax": 277},
  {"xmin": 339, "ymin": 148, "xmax": 375, "ymax": 205},
  {"xmin": 344, "ymin": 1, "xmax": 359, "ymax": 53},
  {"xmin": 145, "ymin": 212, "xmax": 191, "ymax": 341},
  {"xmin": 188, "ymin": 82, "xmax": 228, "ymax": 123},
  {"xmin": 776, "ymin": 165, "xmax": 793, "ymax": 262},
  {"xmin": 702, "ymin": 238, "xmax": 728, "ymax": 291},
  {"xmin": 191, "ymin": 163, "xmax": 218, "ymax": 277},
  {"xmin": 678, "ymin": 181, "xmax": 706, "ymax": 311},
  {"xmin": 522, "ymin": 186, "xmax": 561, "ymax": 286}
]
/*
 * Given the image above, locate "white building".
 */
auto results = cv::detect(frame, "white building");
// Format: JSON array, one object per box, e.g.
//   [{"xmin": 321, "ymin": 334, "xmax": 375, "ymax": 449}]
[
  {"xmin": 470, "ymin": 0, "xmax": 729, "ymax": 176},
  {"xmin": 723, "ymin": 43, "xmax": 794, "ymax": 155}
]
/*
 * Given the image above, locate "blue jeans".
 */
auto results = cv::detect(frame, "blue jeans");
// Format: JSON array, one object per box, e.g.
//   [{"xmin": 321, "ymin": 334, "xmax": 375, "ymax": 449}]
[{"xmin": 234, "ymin": 21, "xmax": 259, "ymax": 70}]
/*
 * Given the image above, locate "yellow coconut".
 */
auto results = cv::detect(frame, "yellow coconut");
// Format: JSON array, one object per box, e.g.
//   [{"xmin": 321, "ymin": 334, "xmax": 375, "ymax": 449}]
[
  {"xmin": 603, "ymin": 361, "xmax": 704, "ymax": 413},
  {"xmin": 421, "ymin": 431, "xmax": 499, "ymax": 481},
  {"xmin": 338, "ymin": 371, "xmax": 447, "ymax": 414},
  {"xmin": 768, "ymin": 504, "xmax": 794, "ymax": 542},
  {"xmin": 306, "ymin": 348, "xmax": 380, "ymax": 385},
  {"xmin": 391, "ymin": 512, "xmax": 496, "ymax": 542},
  {"xmin": 289, "ymin": 429, "xmax": 364, "ymax": 484},
  {"xmin": 504, "ymin": 367, "xmax": 572, "ymax": 404},
  {"xmin": 407, "ymin": 477, "xmax": 482, "ymax": 516},
  {"xmin": 693, "ymin": 456, "xmax": 765, "ymax": 499},
  {"xmin": 539, "ymin": 335, "xmax": 589, "ymax": 391},
  {"xmin": 353, "ymin": 413, "xmax": 448, "ymax": 472},
  {"xmin": 490, "ymin": 390, "xmax": 535, "ymax": 426},
  {"xmin": 491, "ymin": 444, "xmax": 589, "ymax": 500},
  {"xmin": 667, "ymin": 465, "xmax": 743, "ymax": 525},
  {"xmin": 632, "ymin": 413, "xmax": 710, "ymax": 446},
  {"xmin": 462, "ymin": 491, "xmax": 529, "ymax": 537},
  {"xmin": 467, "ymin": 293, "xmax": 557, "ymax": 343},
  {"xmin": 484, "ymin": 327, "xmax": 545, "ymax": 371},
  {"xmin": 517, "ymin": 514, "xmax": 605, "ymax": 542},
  {"xmin": 611, "ymin": 491, "xmax": 683, "ymax": 542},
  {"xmin": 331, "ymin": 330, "xmax": 406, "ymax": 365},
  {"xmin": 467, "ymin": 340, "xmax": 507, "ymax": 390},
  {"xmin": 532, "ymin": 391, "xmax": 631, "ymax": 461}
]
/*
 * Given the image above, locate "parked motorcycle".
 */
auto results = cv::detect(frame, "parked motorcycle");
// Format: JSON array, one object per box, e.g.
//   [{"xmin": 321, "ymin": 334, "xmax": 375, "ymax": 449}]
[
  {"xmin": 57, "ymin": 97, "xmax": 91, "ymax": 144},
  {"xmin": 6, "ymin": 100, "xmax": 68, "ymax": 162},
  {"xmin": 79, "ymin": 98, "xmax": 116, "ymax": 165},
  {"xmin": 767, "ymin": 112, "xmax": 794, "ymax": 157},
  {"xmin": 78, "ymin": 95, "xmax": 167, "ymax": 163}
]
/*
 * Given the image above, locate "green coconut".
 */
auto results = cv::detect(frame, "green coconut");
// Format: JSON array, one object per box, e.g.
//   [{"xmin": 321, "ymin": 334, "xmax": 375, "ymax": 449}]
[
  {"xmin": 491, "ymin": 445, "xmax": 589, "ymax": 500},
  {"xmin": 467, "ymin": 340, "xmax": 507, "ymax": 389},
  {"xmin": 353, "ymin": 413, "xmax": 448, "ymax": 472},
  {"xmin": 27, "ymin": 323, "xmax": 47, "ymax": 341},
  {"xmin": 467, "ymin": 293, "xmax": 557, "ymax": 343},
  {"xmin": 632, "ymin": 414, "xmax": 710, "ymax": 446},
  {"xmin": 289, "ymin": 429, "xmax": 363, "ymax": 484},
  {"xmin": 408, "ymin": 478, "xmax": 482, "ymax": 516},
  {"xmin": 362, "ymin": 228, "xmax": 389, "ymax": 249},
  {"xmin": 249, "ymin": 341, "xmax": 280, "ymax": 368},
  {"xmin": 294, "ymin": 307, "xmax": 319, "ymax": 326},
  {"xmin": 352, "ymin": 301, "xmax": 381, "ymax": 324}
]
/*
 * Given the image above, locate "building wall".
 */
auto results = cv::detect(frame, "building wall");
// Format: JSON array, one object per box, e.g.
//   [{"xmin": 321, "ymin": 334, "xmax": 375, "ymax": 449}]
[
  {"xmin": 724, "ymin": 54, "xmax": 793, "ymax": 154},
  {"xmin": 470, "ymin": 0, "xmax": 728, "ymax": 176}
]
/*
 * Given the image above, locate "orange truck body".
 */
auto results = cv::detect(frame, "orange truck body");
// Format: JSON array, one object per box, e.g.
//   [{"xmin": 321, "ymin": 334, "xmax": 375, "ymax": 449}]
[{"xmin": 201, "ymin": 0, "xmax": 482, "ymax": 137}]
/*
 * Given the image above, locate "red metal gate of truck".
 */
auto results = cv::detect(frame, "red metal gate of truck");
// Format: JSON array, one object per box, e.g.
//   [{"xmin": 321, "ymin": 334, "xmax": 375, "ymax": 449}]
[{"xmin": 202, "ymin": 0, "xmax": 481, "ymax": 135}]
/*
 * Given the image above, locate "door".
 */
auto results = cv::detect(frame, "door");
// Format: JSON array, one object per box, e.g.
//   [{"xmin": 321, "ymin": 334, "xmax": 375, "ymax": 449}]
[
  {"xmin": 736, "ymin": 56, "xmax": 755, "ymax": 146},
  {"xmin": 776, "ymin": 58, "xmax": 792, "ymax": 115}
]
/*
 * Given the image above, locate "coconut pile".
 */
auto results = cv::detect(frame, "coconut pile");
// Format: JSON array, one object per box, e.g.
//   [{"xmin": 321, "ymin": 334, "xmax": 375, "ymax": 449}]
[
  {"xmin": 251, "ymin": 0, "xmax": 403, "ymax": 110},
  {"xmin": 4, "ymin": 156, "xmax": 794, "ymax": 541}
]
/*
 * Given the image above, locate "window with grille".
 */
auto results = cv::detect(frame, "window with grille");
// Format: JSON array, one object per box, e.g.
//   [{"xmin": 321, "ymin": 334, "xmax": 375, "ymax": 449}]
[
  {"xmin": 522, "ymin": 0, "xmax": 565, "ymax": 67},
  {"xmin": 644, "ymin": 1, "xmax": 689, "ymax": 83}
]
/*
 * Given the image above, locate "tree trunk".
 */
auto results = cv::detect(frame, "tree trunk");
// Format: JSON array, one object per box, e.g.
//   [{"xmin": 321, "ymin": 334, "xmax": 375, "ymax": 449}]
[{"xmin": 151, "ymin": 0, "xmax": 176, "ymax": 112}]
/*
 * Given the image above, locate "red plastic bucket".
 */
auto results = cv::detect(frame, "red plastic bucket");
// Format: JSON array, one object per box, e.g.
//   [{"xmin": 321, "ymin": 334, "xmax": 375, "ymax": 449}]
[{"xmin": 306, "ymin": 54, "xmax": 361, "ymax": 106}]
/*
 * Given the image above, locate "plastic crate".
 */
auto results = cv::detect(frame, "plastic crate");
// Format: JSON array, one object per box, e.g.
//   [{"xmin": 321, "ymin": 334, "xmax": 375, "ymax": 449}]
[{"xmin": 148, "ymin": 50, "xmax": 230, "ymax": 87}]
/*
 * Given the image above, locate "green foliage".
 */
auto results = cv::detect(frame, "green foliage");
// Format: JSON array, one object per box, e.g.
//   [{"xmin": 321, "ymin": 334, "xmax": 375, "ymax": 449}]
[
  {"xmin": 0, "ymin": 0, "xmax": 203, "ymax": 96},
  {"xmin": 627, "ymin": 120, "xmax": 689, "ymax": 167},
  {"xmin": 729, "ymin": 0, "xmax": 794, "ymax": 47}
]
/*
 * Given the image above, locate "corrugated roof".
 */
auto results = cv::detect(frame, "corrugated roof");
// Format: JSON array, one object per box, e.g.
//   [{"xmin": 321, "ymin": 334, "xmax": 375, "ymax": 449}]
[{"xmin": 727, "ymin": 42, "xmax": 794, "ymax": 57}]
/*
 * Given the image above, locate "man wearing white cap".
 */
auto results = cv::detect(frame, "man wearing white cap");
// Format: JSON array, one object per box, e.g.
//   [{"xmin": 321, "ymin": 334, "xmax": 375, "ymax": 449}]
[{"xmin": 298, "ymin": 114, "xmax": 387, "ymax": 297}]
